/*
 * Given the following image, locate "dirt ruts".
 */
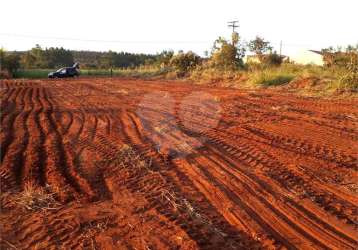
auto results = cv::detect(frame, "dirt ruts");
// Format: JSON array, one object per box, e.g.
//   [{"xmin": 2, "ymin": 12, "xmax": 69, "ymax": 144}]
[{"xmin": 0, "ymin": 78, "xmax": 357, "ymax": 250}]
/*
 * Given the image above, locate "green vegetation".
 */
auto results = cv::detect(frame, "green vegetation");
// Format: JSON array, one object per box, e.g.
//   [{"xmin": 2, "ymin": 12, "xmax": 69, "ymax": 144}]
[
  {"xmin": 169, "ymin": 51, "xmax": 201, "ymax": 76},
  {"xmin": 14, "ymin": 66, "xmax": 165, "ymax": 79},
  {"xmin": 21, "ymin": 45, "xmax": 74, "ymax": 69},
  {"xmin": 248, "ymin": 68, "xmax": 295, "ymax": 87},
  {"xmin": 1, "ymin": 27, "xmax": 357, "ymax": 96},
  {"xmin": 1, "ymin": 48, "xmax": 21, "ymax": 77},
  {"xmin": 210, "ymin": 33, "xmax": 246, "ymax": 69},
  {"xmin": 14, "ymin": 69, "xmax": 52, "ymax": 78},
  {"xmin": 248, "ymin": 36, "xmax": 273, "ymax": 56}
]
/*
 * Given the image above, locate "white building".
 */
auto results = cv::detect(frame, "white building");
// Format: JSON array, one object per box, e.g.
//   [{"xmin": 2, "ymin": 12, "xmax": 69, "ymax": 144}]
[{"xmin": 291, "ymin": 50, "xmax": 325, "ymax": 66}]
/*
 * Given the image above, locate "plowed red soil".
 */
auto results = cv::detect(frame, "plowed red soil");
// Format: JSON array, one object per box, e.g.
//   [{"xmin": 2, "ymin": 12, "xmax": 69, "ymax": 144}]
[{"xmin": 1, "ymin": 78, "xmax": 357, "ymax": 250}]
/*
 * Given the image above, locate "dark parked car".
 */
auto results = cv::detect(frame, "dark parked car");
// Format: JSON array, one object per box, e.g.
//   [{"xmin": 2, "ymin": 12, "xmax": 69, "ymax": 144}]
[{"xmin": 48, "ymin": 63, "xmax": 80, "ymax": 78}]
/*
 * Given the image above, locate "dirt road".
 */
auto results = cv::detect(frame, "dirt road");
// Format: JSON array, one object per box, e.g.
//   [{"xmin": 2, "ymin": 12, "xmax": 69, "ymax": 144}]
[{"xmin": 1, "ymin": 78, "xmax": 357, "ymax": 249}]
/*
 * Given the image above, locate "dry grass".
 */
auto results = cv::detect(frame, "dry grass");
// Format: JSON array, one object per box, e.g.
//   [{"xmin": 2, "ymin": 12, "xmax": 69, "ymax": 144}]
[
  {"xmin": 98, "ymin": 144, "xmax": 227, "ymax": 239},
  {"xmin": 10, "ymin": 182, "xmax": 60, "ymax": 211},
  {"xmin": 161, "ymin": 190, "xmax": 227, "ymax": 237},
  {"xmin": 98, "ymin": 144, "xmax": 153, "ymax": 172}
]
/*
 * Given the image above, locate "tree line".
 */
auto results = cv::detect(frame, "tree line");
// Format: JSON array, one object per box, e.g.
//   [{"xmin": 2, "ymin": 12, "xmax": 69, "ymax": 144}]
[
  {"xmin": 1, "ymin": 36, "xmax": 357, "ymax": 78},
  {"xmin": 0, "ymin": 45, "xmax": 172, "ymax": 76}
]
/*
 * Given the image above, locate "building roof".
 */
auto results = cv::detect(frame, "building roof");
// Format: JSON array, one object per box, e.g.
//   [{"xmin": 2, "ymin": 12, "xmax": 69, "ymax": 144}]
[
  {"xmin": 246, "ymin": 54, "xmax": 287, "ymax": 58},
  {"xmin": 309, "ymin": 50, "xmax": 324, "ymax": 55}
]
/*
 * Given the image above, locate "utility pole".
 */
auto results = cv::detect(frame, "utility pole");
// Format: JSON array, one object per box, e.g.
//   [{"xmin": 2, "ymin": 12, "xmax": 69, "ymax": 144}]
[
  {"xmin": 228, "ymin": 20, "xmax": 239, "ymax": 33},
  {"xmin": 228, "ymin": 20, "xmax": 239, "ymax": 46},
  {"xmin": 279, "ymin": 40, "xmax": 282, "ymax": 56}
]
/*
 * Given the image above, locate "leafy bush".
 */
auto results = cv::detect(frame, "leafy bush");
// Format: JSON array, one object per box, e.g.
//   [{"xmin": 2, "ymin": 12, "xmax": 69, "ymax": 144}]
[
  {"xmin": 248, "ymin": 36, "xmax": 273, "ymax": 55},
  {"xmin": 169, "ymin": 51, "xmax": 201, "ymax": 76},
  {"xmin": 322, "ymin": 45, "xmax": 358, "ymax": 68},
  {"xmin": 259, "ymin": 52, "xmax": 283, "ymax": 66},
  {"xmin": 334, "ymin": 60, "xmax": 358, "ymax": 91},
  {"xmin": 337, "ymin": 72, "xmax": 358, "ymax": 91},
  {"xmin": 210, "ymin": 37, "xmax": 245, "ymax": 69},
  {"xmin": 0, "ymin": 49, "xmax": 21, "ymax": 77}
]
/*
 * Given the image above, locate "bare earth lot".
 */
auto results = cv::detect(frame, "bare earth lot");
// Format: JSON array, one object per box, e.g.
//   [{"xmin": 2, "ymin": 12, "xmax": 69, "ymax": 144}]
[{"xmin": 0, "ymin": 78, "xmax": 357, "ymax": 250}]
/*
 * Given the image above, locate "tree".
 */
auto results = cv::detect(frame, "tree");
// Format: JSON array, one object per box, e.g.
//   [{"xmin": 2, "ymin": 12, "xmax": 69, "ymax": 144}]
[
  {"xmin": 45, "ymin": 47, "xmax": 74, "ymax": 68},
  {"xmin": 322, "ymin": 45, "xmax": 358, "ymax": 68},
  {"xmin": 169, "ymin": 51, "xmax": 201, "ymax": 75},
  {"xmin": 100, "ymin": 50, "xmax": 116, "ymax": 69},
  {"xmin": 248, "ymin": 36, "xmax": 273, "ymax": 55},
  {"xmin": 259, "ymin": 51, "xmax": 283, "ymax": 66},
  {"xmin": 1, "ymin": 50, "xmax": 20, "ymax": 76},
  {"xmin": 20, "ymin": 45, "xmax": 74, "ymax": 69},
  {"xmin": 156, "ymin": 50, "xmax": 174, "ymax": 67},
  {"xmin": 210, "ymin": 36, "xmax": 245, "ymax": 69},
  {"xmin": 5, "ymin": 54, "xmax": 20, "ymax": 75},
  {"xmin": 21, "ymin": 51, "xmax": 36, "ymax": 69},
  {"xmin": 0, "ymin": 48, "xmax": 5, "ymax": 72}
]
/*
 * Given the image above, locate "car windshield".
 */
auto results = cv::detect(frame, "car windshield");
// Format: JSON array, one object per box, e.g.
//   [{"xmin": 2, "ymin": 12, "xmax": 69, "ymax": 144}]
[{"xmin": 56, "ymin": 68, "xmax": 65, "ymax": 72}]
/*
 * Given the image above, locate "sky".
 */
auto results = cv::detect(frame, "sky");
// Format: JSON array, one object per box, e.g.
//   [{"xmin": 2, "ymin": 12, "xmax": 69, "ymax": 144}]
[{"xmin": 1, "ymin": 0, "xmax": 357, "ymax": 56}]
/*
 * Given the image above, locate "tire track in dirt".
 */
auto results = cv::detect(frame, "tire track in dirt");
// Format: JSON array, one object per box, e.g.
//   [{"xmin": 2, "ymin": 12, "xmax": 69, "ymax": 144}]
[
  {"xmin": 117, "ymin": 111, "xmax": 264, "ymax": 249},
  {"xmin": 172, "ymin": 99, "xmax": 357, "ymax": 249},
  {"xmin": 244, "ymin": 126, "xmax": 357, "ymax": 170},
  {"xmin": 202, "ymin": 147, "xmax": 356, "ymax": 249},
  {"xmin": 1, "ymin": 79, "xmax": 357, "ymax": 250},
  {"xmin": 188, "ymin": 126, "xmax": 358, "ymax": 228},
  {"xmin": 31, "ymin": 112, "xmax": 202, "ymax": 249},
  {"xmin": 175, "ymin": 106, "xmax": 356, "ymax": 202},
  {"xmin": 1, "ymin": 87, "xmax": 32, "ymax": 189},
  {"xmin": 0, "ymin": 87, "xmax": 16, "ymax": 124},
  {"xmin": 35, "ymin": 86, "xmax": 76, "ymax": 200},
  {"xmin": 21, "ymin": 87, "xmax": 46, "ymax": 186},
  {"xmin": 0, "ymin": 88, "xmax": 19, "ymax": 163},
  {"xmin": 173, "ymin": 134, "xmax": 354, "ymax": 248},
  {"xmin": 42, "ymin": 87, "xmax": 96, "ymax": 201}
]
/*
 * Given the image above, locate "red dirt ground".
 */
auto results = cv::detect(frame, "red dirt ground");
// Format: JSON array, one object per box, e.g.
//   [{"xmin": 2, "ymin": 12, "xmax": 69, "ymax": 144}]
[{"xmin": 0, "ymin": 78, "xmax": 357, "ymax": 250}]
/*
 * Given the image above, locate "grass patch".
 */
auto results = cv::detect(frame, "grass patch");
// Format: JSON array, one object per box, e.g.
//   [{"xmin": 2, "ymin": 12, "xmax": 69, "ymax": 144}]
[
  {"xmin": 14, "ymin": 66, "xmax": 167, "ymax": 79},
  {"xmin": 248, "ymin": 69, "xmax": 295, "ymax": 86},
  {"xmin": 14, "ymin": 69, "xmax": 53, "ymax": 79},
  {"xmin": 190, "ymin": 66, "xmax": 244, "ymax": 84},
  {"xmin": 6, "ymin": 182, "xmax": 60, "ymax": 211},
  {"xmin": 98, "ymin": 144, "xmax": 152, "ymax": 171},
  {"xmin": 327, "ymin": 74, "xmax": 358, "ymax": 92}
]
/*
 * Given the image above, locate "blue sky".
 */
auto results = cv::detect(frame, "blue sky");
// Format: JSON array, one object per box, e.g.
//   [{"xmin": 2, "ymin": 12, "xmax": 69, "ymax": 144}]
[{"xmin": 1, "ymin": 0, "xmax": 357, "ymax": 56}]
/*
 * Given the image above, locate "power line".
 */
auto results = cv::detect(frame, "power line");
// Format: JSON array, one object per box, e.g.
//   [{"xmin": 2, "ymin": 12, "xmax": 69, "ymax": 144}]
[
  {"xmin": 0, "ymin": 33, "xmax": 335, "ymax": 50},
  {"xmin": 0, "ymin": 33, "xmax": 210, "ymax": 44}
]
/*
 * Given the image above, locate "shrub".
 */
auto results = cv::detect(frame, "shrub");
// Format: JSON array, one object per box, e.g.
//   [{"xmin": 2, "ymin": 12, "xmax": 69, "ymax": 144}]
[
  {"xmin": 248, "ymin": 36, "xmax": 273, "ymax": 55},
  {"xmin": 169, "ymin": 51, "xmax": 201, "ymax": 76},
  {"xmin": 210, "ymin": 37, "xmax": 245, "ymax": 69},
  {"xmin": 322, "ymin": 45, "xmax": 358, "ymax": 68},
  {"xmin": 0, "ymin": 50, "xmax": 21, "ymax": 77},
  {"xmin": 259, "ymin": 52, "xmax": 283, "ymax": 66},
  {"xmin": 335, "ymin": 61, "xmax": 358, "ymax": 91},
  {"xmin": 337, "ymin": 73, "xmax": 358, "ymax": 91}
]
